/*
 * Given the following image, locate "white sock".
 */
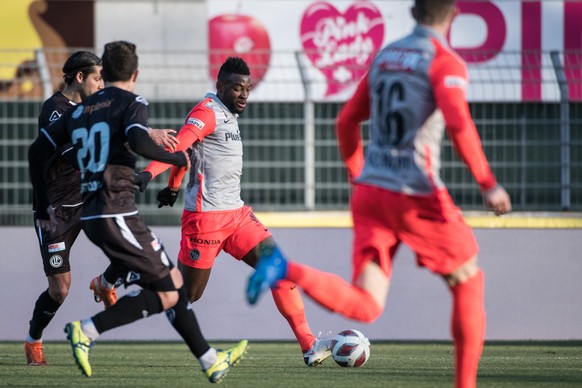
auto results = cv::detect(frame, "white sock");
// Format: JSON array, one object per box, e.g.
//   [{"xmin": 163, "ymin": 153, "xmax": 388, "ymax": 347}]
[
  {"xmin": 25, "ymin": 335, "xmax": 41, "ymax": 344},
  {"xmin": 198, "ymin": 347, "xmax": 218, "ymax": 371},
  {"xmin": 80, "ymin": 319, "xmax": 99, "ymax": 341},
  {"xmin": 101, "ymin": 274, "xmax": 116, "ymax": 290}
]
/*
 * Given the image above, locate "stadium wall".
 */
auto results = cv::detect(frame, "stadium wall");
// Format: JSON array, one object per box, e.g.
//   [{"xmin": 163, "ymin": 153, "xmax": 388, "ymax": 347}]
[{"xmin": 2, "ymin": 220, "xmax": 581, "ymax": 342}]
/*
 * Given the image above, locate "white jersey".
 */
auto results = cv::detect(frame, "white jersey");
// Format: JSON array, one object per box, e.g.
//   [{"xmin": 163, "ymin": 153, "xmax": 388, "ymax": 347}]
[{"xmin": 182, "ymin": 93, "xmax": 245, "ymax": 212}]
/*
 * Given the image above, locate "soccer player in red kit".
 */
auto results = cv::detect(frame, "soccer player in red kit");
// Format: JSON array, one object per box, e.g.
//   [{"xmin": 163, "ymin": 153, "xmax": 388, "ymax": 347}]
[
  {"xmin": 137, "ymin": 57, "xmax": 332, "ymax": 366},
  {"xmin": 247, "ymin": 1, "xmax": 511, "ymax": 387}
]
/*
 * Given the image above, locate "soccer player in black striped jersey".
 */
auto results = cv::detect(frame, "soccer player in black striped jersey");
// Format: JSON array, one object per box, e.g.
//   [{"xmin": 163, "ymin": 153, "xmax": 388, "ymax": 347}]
[
  {"xmin": 25, "ymin": 51, "xmax": 180, "ymax": 368},
  {"xmin": 28, "ymin": 41, "xmax": 247, "ymax": 383}
]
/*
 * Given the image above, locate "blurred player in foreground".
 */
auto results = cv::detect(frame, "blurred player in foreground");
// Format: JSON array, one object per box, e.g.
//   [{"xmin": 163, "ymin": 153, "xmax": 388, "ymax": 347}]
[
  {"xmin": 28, "ymin": 41, "xmax": 247, "ymax": 383},
  {"xmin": 136, "ymin": 57, "xmax": 332, "ymax": 366},
  {"xmin": 247, "ymin": 1, "xmax": 511, "ymax": 387},
  {"xmin": 25, "ymin": 50, "xmax": 180, "ymax": 367}
]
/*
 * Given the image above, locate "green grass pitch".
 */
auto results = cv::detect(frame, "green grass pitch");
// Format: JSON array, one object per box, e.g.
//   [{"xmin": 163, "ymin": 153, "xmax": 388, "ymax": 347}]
[{"xmin": 2, "ymin": 341, "xmax": 581, "ymax": 387}]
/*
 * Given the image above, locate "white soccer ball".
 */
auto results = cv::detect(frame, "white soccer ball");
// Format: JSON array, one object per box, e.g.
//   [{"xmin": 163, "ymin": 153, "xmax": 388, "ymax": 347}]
[{"xmin": 330, "ymin": 329, "xmax": 371, "ymax": 367}]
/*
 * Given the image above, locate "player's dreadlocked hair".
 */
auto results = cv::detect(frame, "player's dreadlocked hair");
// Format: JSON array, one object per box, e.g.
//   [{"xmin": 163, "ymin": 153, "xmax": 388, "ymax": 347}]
[
  {"xmin": 217, "ymin": 57, "xmax": 250, "ymax": 82},
  {"xmin": 101, "ymin": 41, "xmax": 138, "ymax": 82},
  {"xmin": 62, "ymin": 51, "xmax": 102, "ymax": 86},
  {"xmin": 414, "ymin": 0, "xmax": 456, "ymax": 24}
]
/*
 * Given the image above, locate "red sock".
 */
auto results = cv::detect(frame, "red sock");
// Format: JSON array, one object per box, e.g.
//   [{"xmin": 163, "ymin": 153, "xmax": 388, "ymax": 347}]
[
  {"xmin": 286, "ymin": 262, "xmax": 381, "ymax": 323},
  {"xmin": 271, "ymin": 280, "xmax": 315, "ymax": 352},
  {"xmin": 450, "ymin": 270, "xmax": 486, "ymax": 388}
]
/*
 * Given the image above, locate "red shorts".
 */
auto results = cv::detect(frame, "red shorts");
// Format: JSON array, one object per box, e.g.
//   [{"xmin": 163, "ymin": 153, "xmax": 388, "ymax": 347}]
[
  {"xmin": 178, "ymin": 206, "xmax": 271, "ymax": 269},
  {"xmin": 350, "ymin": 184, "xmax": 478, "ymax": 281}
]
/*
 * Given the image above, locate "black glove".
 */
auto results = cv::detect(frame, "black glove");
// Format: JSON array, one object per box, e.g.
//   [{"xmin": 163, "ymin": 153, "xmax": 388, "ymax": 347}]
[
  {"xmin": 134, "ymin": 171, "xmax": 152, "ymax": 193},
  {"xmin": 157, "ymin": 187, "xmax": 180, "ymax": 208}
]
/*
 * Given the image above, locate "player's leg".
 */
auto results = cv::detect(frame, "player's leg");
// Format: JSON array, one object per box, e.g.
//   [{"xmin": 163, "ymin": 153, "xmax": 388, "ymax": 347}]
[
  {"xmin": 89, "ymin": 264, "xmax": 124, "ymax": 309},
  {"xmin": 242, "ymin": 237, "xmax": 315, "ymax": 350},
  {"xmin": 247, "ymin": 185, "xmax": 389, "ymax": 323},
  {"xmin": 67, "ymin": 215, "xmax": 246, "ymax": 381},
  {"xmin": 243, "ymin": 235, "xmax": 332, "ymax": 365},
  {"xmin": 444, "ymin": 258, "xmax": 484, "ymax": 388},
  {"xmin": 178, "ymin": 262, "xmax": 212, "ymax": 302},
  {"xmin": 26, "ymin": 208, "xmax": 81, "ymax": 366},
  {"xmin": 400, "ymin": 189, "xmax": 484, "ymax": 388}
]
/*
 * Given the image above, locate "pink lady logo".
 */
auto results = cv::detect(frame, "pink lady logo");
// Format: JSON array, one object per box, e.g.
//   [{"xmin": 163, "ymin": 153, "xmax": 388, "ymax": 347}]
[{"xmin": 300, "ymin": 1, "xmax": 384, "ymax": 97}]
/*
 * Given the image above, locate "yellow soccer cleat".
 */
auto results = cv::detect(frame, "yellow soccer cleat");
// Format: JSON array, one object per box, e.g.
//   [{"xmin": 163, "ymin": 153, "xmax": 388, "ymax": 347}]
[
  {"xmin": 204, "ymin": 340, "xmax": 248, "ymax": 383},
  {"xmin": 64, "ymin": 321, "xmax": 93, "ymax": 377}
]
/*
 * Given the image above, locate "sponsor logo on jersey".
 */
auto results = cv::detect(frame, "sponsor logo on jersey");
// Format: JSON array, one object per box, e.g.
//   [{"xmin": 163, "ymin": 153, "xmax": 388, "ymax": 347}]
[
  {"xmin": 136, "ymin": 95, "xmax": 149, "ymax": 106},
  {"xmin": 225, "ymin": 131, "xmax": 241, "ymax": 141},
  {"xmin": 49, "ymin": 255, "xmax": 63, "ymax": 268},
  {"xmin": 48, "ymin": 242, "xmax": 66, "ymax": 252},
  {"xmin": 444, "ymin": 75, "xmax": 467, "ymax": 91},
  {"xmin": 378, "ymin": 49, "xmax": 424, "ymax": 72},
  {"xmin": 72, "ymin": 105, "xmax": 84, "ymax": 119},
  {"xmin": 49, "ymin": 110, "xmax": 62, "ymax": 122},
  {"xmin": 187, "ymin": 118, "xmax": 205, "ymax": 130},
  {"xmin": 190, "ymin": 249, "xmax": 200, "ymax": 261},
  {"xmin": 84, "ymin": 99, "xmax": 112, "ymax": 114},
  {"xmin": 189, "ymin": 237, "xmax": 221, "ymax": 245}
]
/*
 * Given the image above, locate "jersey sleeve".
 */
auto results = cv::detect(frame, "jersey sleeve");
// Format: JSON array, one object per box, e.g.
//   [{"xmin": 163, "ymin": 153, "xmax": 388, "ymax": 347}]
[
  {"xmin": 29, "ymin": 117, "xmax": 70, "ymax": 217},
  {"xmin": 123, "ymin": 96, "xmax": 150, "ymax": 136},
  {"xmin": 144, "ymin": 103, "xmax": 217, "ymax": 187},
  {"xmin": 336, "ymin": 73, "xmax": 370, "ymax": 182},
  {"xmin": 429, "ymin": 41, "xmax": 497, "ymax": 191}
]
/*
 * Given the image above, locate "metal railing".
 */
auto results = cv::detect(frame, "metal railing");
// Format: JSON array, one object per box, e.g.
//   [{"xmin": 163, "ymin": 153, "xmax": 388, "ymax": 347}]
[{"xmin": 0, "ymin": 48, "xmax": 580, "ymax": 225}]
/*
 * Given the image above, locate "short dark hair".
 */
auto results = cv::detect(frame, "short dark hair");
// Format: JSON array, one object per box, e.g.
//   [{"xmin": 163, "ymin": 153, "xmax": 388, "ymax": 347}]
[
  {"xmin": 414, "ymin": 0, "xmax": 456, "ymax": 24},
  {"xmin": 217, "ymin": 57, "xmax": 250, "ymax": 82},
  {"xmin": 62, "ymin": 51, "xmax": 102, "ymax": 85},
  {"xmin": 101, "ymin": 41, "xmax": 138, "ymax": 82}
]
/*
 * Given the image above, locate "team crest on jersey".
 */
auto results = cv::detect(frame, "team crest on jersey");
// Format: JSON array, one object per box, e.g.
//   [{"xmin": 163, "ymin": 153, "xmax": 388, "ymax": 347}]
[
  {"xmin": 187, "ymin": 118, "xmax": 205, "ymax": 130},
  {"xmin": 72, "ymin": 105, "xmax": 84, "ymax": 119},
  {"xmin": 48, "ymin": 242, "xmax": 66, "ymax": 252},
  {"xmin": 49, "ymin": 255, "xmax": 63, "ymax": 268},
  {"xmin": 48, "ymin": 110, "xmax": 61, "ymax": 122},
  {"xmin": 136, "ymin": 95, "xmax": 149, "ymax": 106}
]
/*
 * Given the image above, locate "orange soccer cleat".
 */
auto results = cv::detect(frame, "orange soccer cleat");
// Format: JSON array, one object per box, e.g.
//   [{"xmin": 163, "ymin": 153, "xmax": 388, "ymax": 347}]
[
  {"xmin": 24, "ymin": 341, "xmax": 48, "ymax": 366},
  {"xmin": 89, "ymin": 276, "xmax": 118, "ymax": 309}
]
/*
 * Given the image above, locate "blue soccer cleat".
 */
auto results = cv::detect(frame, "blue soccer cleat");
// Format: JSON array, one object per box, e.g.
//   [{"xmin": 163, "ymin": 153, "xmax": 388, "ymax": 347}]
[{"xmin": 246, "ymin": 243, "xmax": 288, "ymax": 305}]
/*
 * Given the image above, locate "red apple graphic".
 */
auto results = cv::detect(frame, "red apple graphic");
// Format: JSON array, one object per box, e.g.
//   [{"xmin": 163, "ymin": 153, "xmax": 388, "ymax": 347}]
[{"xmin": 208, "ymin": 14, "xmax": 271, "ymax": 86}]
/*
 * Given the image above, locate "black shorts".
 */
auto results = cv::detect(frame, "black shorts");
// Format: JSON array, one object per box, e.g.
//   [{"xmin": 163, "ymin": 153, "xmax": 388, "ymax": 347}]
[
  {"xmin": 82, "ymin": 214, "xmax": 173, "ymax": 288},
  {"xmin": 34, "ymin": 204, "xmax": 83, "ymax": 276}
]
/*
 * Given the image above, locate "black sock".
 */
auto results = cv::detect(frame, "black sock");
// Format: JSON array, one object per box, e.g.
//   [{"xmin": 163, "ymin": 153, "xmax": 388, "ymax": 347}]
[
  {"xmin": 166, "ymin": 287, "xmax": 211, "ymax": 358},
  {"xmin": 91, "ymin": 289, "xmax": 164, "ymax": 334},
  {"xmin": 102, "ymin": 265, "xmax": 125, "ymax": 287},
  {"xmin": 28, "ymin": 289, "xmax": 62, "ymax": 340}
]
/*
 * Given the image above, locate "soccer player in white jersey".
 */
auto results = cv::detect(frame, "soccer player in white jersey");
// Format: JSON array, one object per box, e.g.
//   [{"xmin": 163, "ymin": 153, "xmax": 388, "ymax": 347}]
[{"xmin": 139, "ymin": 57, "xmax": 332, "ymax": 367}]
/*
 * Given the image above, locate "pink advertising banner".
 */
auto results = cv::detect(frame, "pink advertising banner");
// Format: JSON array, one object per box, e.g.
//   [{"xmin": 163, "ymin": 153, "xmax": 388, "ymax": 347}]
[{"xmin": 207, "ymin": 0, "xmax": 581, "ymax": 102}]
